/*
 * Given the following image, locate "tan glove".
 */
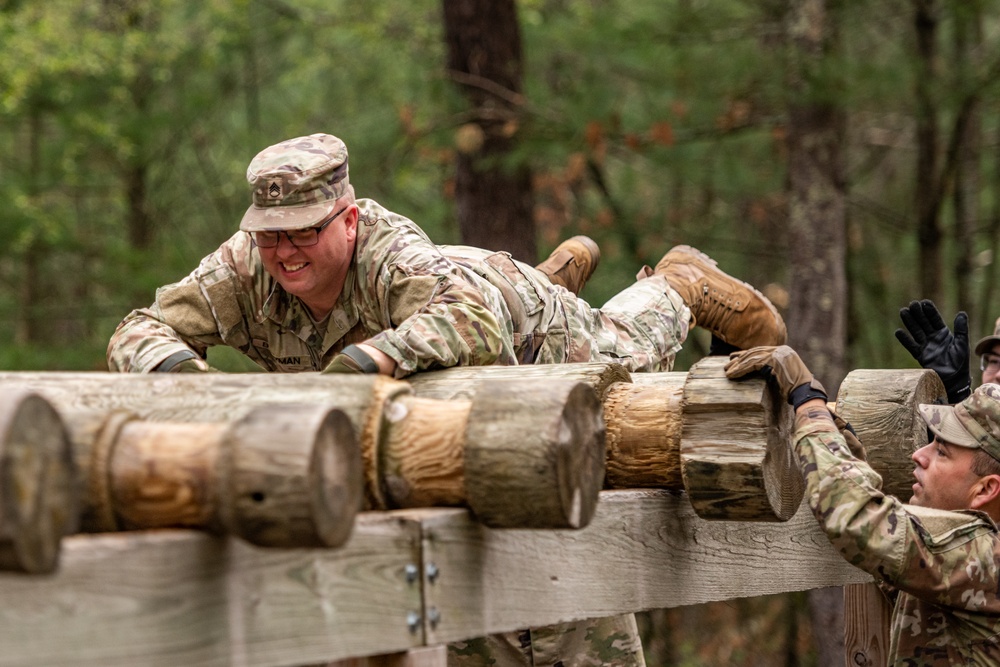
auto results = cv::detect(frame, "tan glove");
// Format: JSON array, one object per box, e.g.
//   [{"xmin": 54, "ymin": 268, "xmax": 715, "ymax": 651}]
[
  {"xmin": 724, "ymin": 345, "xmax": 827, "ymax": 408},
  {"xmin": 171, "ymin": 359, "xmax": 210, "ymax": 373},
  {"xmin": 830, "ymin": 410, "xmax": 867, "ymax": 461}
]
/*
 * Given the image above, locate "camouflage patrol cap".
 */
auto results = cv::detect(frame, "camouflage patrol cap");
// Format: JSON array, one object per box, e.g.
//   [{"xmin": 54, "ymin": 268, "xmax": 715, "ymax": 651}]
[
  {"xmin": 974, "ymin": 316, "xmax": 1000, "ymax": 356},
  {"xmin": 919, "ymin": 383, "xmax": 1000, "ymax": 461},
  {"xmin": 240, "ymin": 133, "xmax": 351, "ymax": 232}
]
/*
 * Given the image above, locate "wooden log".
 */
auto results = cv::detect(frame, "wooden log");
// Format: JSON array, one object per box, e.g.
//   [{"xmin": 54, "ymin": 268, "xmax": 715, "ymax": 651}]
[
  {"xmin": 680, "ymin": 356, "xmax": 800, "ymax": 521},
  {"xmin": 604, "ymin": 373, "xmax": 686, "ymax": 488},
  {"xmin": 0, "ymin": 372, "xmax": 604, "ymax": 529},
  {"xmin": 0, "ymin": 391, "xmax": 77, "ymax": 574},
  {"xmin": 0, "ymin": 373, "xmax": 412, "ymax": 512},
  {"xmin": 835, "ymin": 368, "xmax": 946, "ymax": 499},
  {"xmin": 407, "ymin": 362, "xmax": 631, "ymax": 401},
  {"xmin": 463, "ymin": 380, "xmax": 605, "ymax": 529},
  {"xmin": 59, "ymin": 403, "xmax": 361, "ymax": 548}
]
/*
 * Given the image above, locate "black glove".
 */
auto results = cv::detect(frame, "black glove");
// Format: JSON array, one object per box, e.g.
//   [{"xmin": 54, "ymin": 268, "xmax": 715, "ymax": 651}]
[
  {"xmin": 709, "ymin": 334, "xmax": 740, "ymax": 356},
  {"xmin": 895, "ymin": 299, "xmax": 971, "ymax": 403}
]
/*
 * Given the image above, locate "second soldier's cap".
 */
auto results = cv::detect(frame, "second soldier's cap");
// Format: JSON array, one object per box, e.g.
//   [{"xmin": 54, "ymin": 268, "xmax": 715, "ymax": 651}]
[
  {"xmin": 974, "ymin": 316, "xmax": 1000, "ymax": 356},
  {"xmin": 240, "ymin": 133, "xmax": 351, "ymax": 232},
  {"xmin": 919, "ymin": 383, "xmax": 1000, "ymax": 462}
]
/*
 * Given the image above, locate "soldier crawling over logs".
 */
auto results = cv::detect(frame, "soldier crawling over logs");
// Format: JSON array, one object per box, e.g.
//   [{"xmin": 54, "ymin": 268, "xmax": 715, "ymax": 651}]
[{"xmin": 107, "ymin": 132, "xmax": 788, "ymax": 667}]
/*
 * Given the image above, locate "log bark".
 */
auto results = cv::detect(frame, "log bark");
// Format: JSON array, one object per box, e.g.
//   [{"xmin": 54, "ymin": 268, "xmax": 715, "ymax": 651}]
[
  {"xmin": 680, "ymin": 357, "xmax": 800, "ymax": 521},
  {"xmin": 0, "ymin": 391, "xmax": 77, "ymax": 573},
  {"xmin": 604, "ymin": 373, "xmax": 685, "ymax": 489},
  {"xmin": 835, "ymin": 368, "xmax": 945, "ymax": 499},
  {"xmin": 58, "ymin": 404, "xmax": 362, "ymax": 548}
]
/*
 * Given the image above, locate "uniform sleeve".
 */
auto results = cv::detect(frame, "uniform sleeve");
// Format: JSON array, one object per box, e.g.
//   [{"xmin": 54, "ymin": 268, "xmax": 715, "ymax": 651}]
[
  {"xmin": 107, "ymin": 235, "xmax": 252, "ymax": 372},
  {"xmin": 795, "ymin": 409, "xmax": 1000, "ymax": 612},
  {"xmin": 353, "ymin": 216, "xmax": 510, "ymax": 376}
]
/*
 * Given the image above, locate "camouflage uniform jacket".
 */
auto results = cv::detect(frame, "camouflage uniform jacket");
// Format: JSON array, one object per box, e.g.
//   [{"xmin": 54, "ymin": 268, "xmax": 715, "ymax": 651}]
[
  {"xmin": 108, "ymin": 199, "xmax": 524, "ymax": 375},
  {"xmin": 795, "ymin": 411, "xmax": 1000, "ymax": 665}
]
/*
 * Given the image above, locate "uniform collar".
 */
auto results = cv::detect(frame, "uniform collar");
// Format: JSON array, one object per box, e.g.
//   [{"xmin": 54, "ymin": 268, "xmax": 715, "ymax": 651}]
[{"xmin": 261, "ymin": 263, "xmax": 360, "ymax": 350}]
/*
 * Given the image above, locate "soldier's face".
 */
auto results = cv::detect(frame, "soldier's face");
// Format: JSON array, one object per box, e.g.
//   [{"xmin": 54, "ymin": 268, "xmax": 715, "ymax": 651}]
[
  {"xmin": 909, "ymin": 437, "xmax": 982, "ymax": 510},
  {"xmin": 983, "ymin": 344, "xmax": 1000, "ymax": 385},
  {"xmin": 259, "ymin": 206, "xmax": 358, "ymax": 317}
]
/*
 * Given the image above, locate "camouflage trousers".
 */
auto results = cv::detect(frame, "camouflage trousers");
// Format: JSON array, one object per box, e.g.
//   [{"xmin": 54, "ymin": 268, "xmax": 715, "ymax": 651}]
[
  {"xmin": 446, "ymin": 247, "xmax": 691, "ymax": 373},
  {"xmin": 447, "ymin": 614, "xmax": 646, "ymax": 667}
]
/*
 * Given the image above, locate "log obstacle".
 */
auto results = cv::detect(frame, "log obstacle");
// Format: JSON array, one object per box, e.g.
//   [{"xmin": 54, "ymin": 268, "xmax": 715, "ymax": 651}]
[
  {"xmin": 0, "ymin": 391, "xmax": 76, "ymax": 573},
  {"xmin": 0, "ymin": 363, "xmax": 944, "ymax": 545},
  {"xmin": 0, "ymin": 373, "xmax": 606, "ymax": 531},
  {"xmin": 410, "ymin": 359, "xmax": 796, "ymax": 521},
  {"xmin": 835, "ymin": 368, "xmax": 946, "ymax": 499},
  {"xmin": 681, "ymin": 357, "xmax": 799, "ymax": 521},
  {"xmin": 61, "ymin": 403, "xmax": 361, "ymax": 548}
]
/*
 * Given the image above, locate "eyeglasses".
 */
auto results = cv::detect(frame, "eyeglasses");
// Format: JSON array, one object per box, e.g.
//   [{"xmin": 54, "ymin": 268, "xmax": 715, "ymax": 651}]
[
  {"xmin": 982, "ymin": 353, "xmax": 1000, "ymax": 373},
  {"xmin": 249, "ymin": 205, "xmax": 348, "ymax": 248}
]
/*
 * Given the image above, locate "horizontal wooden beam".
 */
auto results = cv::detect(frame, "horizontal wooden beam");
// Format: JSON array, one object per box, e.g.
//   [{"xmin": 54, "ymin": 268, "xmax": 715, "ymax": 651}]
[{"xmin": 0, "ymin": 490, "xmax": 868, "ymax": 666}]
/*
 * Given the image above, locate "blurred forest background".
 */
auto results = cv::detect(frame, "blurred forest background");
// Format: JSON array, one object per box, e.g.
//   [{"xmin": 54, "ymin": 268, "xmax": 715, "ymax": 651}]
[{"xmin": 3, "ymin": 0, "xmax": 1000, "ymax": 665}]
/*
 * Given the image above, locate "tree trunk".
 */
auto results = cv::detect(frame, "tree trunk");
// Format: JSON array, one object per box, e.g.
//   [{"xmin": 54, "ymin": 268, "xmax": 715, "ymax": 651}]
[
  {"xmin": 784, "ymin": 0, "xmax": 849, "ymax": 663},
  {"xmin": 441, "ymin": 0, "xmax": 536, "ymax": 262},
  {"xmin": 914, "ymin": 0, "xmax": 943, "ymax": 304}
]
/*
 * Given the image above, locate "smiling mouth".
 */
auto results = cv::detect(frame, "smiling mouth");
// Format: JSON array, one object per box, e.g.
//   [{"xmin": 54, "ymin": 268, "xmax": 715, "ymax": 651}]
[{"xmin": 282, "ymin": 262, "xmax": 308, "ymax": 273}]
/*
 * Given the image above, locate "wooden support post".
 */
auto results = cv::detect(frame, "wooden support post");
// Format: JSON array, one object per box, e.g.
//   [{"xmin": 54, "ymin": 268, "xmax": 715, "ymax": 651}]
[
  {"xmin": 843, "ymin": 582, "xmax": 892, "ymax": 666},
  {"xmin": 60, "ymin": 403, "xmax": 362, "ymax": 548},
  {"xmin": 0, "ymin": 391, "xmax": 76, "ymax": 573}
]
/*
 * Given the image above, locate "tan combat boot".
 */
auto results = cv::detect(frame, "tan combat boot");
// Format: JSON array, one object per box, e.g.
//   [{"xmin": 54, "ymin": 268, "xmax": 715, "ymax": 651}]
[
  {"xmin": 654, "ymin": 245, "xmax": 787, "ymax": 349},
  {"xmin": 536, "ymin": 235, "xmax": 601, "ymax": 296}
]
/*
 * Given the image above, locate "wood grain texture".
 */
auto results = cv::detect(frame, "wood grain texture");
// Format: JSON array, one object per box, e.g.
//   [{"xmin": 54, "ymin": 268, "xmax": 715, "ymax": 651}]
[
  {"xmin": 835, "ymin": 369, "xmax": 945, "ymax": 499},
  {"xmin": 843, "ymin": 582, "xmax": 892, "ymax": 667},
  {"xmin": 604, "ymin": 373, "xmax": 685, "ymax": 488},
  {"xmin": 464, "ymin": 380, "xmax": 606, "ymax": 529},
  {"xmin": 411, "ymin": 488, "xmax": 870, "ymax": 645},
  {"xmin": 0, "ymin": 513, "xmax": 424, "ymax": 667},
  {"xmin": 408, "ymin": 361, "xmax": 631, "ymax": 401},
  {"xmin": 680, "ymin": 357, "xmax": 800, "ymax": 521}
]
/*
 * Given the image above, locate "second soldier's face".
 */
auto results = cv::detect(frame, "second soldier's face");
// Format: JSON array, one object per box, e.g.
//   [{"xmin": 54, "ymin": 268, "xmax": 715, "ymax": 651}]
[
  {"xmin": 258, "ymin": 205, "xmax": 358, "ymax": 317},
  {"xmin": 910, "ymin": 437, "xmax": 982, "ymax": 510},
  {"xmin": 984, "ymin": 344, "xmax": 1000, "ymax": 386}
]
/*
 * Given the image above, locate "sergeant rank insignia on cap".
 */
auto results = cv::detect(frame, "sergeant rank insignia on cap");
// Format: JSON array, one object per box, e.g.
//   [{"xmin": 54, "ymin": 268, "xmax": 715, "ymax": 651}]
[{"xmin": 267, "ymin": 180, "xmax": 282, "ymax": 199}]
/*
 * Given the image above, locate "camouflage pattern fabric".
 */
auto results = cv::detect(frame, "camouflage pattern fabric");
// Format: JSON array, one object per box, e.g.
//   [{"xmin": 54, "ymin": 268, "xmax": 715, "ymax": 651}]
[
  {"xmin": 448, "ymin": 615, "xmax": 646, "ymax": 667},
  {"xmin": 793, "ymin": 407, "xmax": 1000, "ymax": 665},
  {"xmin": 108, "ymin": 198, "xmax": 688, "ymax": 376},
  {"xmin": 107, "ymin": 196, "xmax": 690, "ymax": 666}
]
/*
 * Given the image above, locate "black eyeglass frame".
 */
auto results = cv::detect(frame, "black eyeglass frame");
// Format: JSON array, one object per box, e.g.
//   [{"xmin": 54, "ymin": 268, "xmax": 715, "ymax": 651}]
[
  {"xmin": 248, "ymin": 204, "xmax": 349, "ymax": 248},
  {"xmin": 981, "ymin": 352, "xmax": 1000, "ymax": 373}
]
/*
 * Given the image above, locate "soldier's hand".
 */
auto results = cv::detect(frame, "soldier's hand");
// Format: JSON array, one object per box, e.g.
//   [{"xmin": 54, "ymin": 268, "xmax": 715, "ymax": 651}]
[
  {"xmin": 830, "ymin": 410, "xmax": 867, "ymax": 461},
  {"xmin": 170, "ymin": 359, "xmax": 210, "ymax": 373},
  {"xmin": 322, "ymin": 344, "xmax": 380, "ymax": 374},
  {"xmin": 724, "ymin": 345, "xmax": 827, "ymax": 408},
  {"xmin": 895, "ymin": 299, "xmax": 971, "ymax": 403}
]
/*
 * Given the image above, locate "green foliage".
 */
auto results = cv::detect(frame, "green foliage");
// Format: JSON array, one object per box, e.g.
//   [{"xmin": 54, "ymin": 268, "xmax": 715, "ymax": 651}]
[{"xmin": 1, "ymin": 0, "xmax": 999, "ymax": 380}]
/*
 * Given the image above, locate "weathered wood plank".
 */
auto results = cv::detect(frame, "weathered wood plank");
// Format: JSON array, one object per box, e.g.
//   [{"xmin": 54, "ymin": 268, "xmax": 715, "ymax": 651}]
[
  {"xmin": 0, "ymin": 513, "xmax": 424, "ymax": 667},
  {"xmin": 843, "ymin": 582, "xmax": 892, "ymax": 667},
  {"xmin": 411, "ymin": 488, "xmax": 870, "ymax": 645}
]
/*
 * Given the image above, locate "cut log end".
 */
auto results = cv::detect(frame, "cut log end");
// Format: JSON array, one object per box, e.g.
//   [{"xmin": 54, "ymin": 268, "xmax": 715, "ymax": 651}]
[
  {"xmin": 464, "ymin": 380, "xmax": 606, "ymax": 530},
  {"xmin": 0, "ymin": 391, "xmax": 77, "ymax": 574},
  {"xmin": 681, "ymin": 357, "xmax": 800, "ymax": 522},
  {"xmin": 220, "ymin": 403, "xmax": 362, "ymax": 549}
]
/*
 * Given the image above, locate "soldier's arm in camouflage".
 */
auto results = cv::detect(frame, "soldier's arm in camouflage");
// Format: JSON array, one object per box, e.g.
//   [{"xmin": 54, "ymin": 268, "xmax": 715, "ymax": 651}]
[
  {"xmin": 794, "ymin": 405, "xmax": 1000, "ymax": 610},
  {"xmin": 352, "ymin": 216, "xmax": 509, "ymax": 377},
  {"xmin": 107, "ymin": 237, "xmax": 250, "ymax": 373}
]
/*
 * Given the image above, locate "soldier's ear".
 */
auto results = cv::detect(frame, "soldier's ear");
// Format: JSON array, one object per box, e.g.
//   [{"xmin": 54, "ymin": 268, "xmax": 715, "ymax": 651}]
[{"xmin": 970, "ymin": 474, "xmax": 1000, "ymax": 512}]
